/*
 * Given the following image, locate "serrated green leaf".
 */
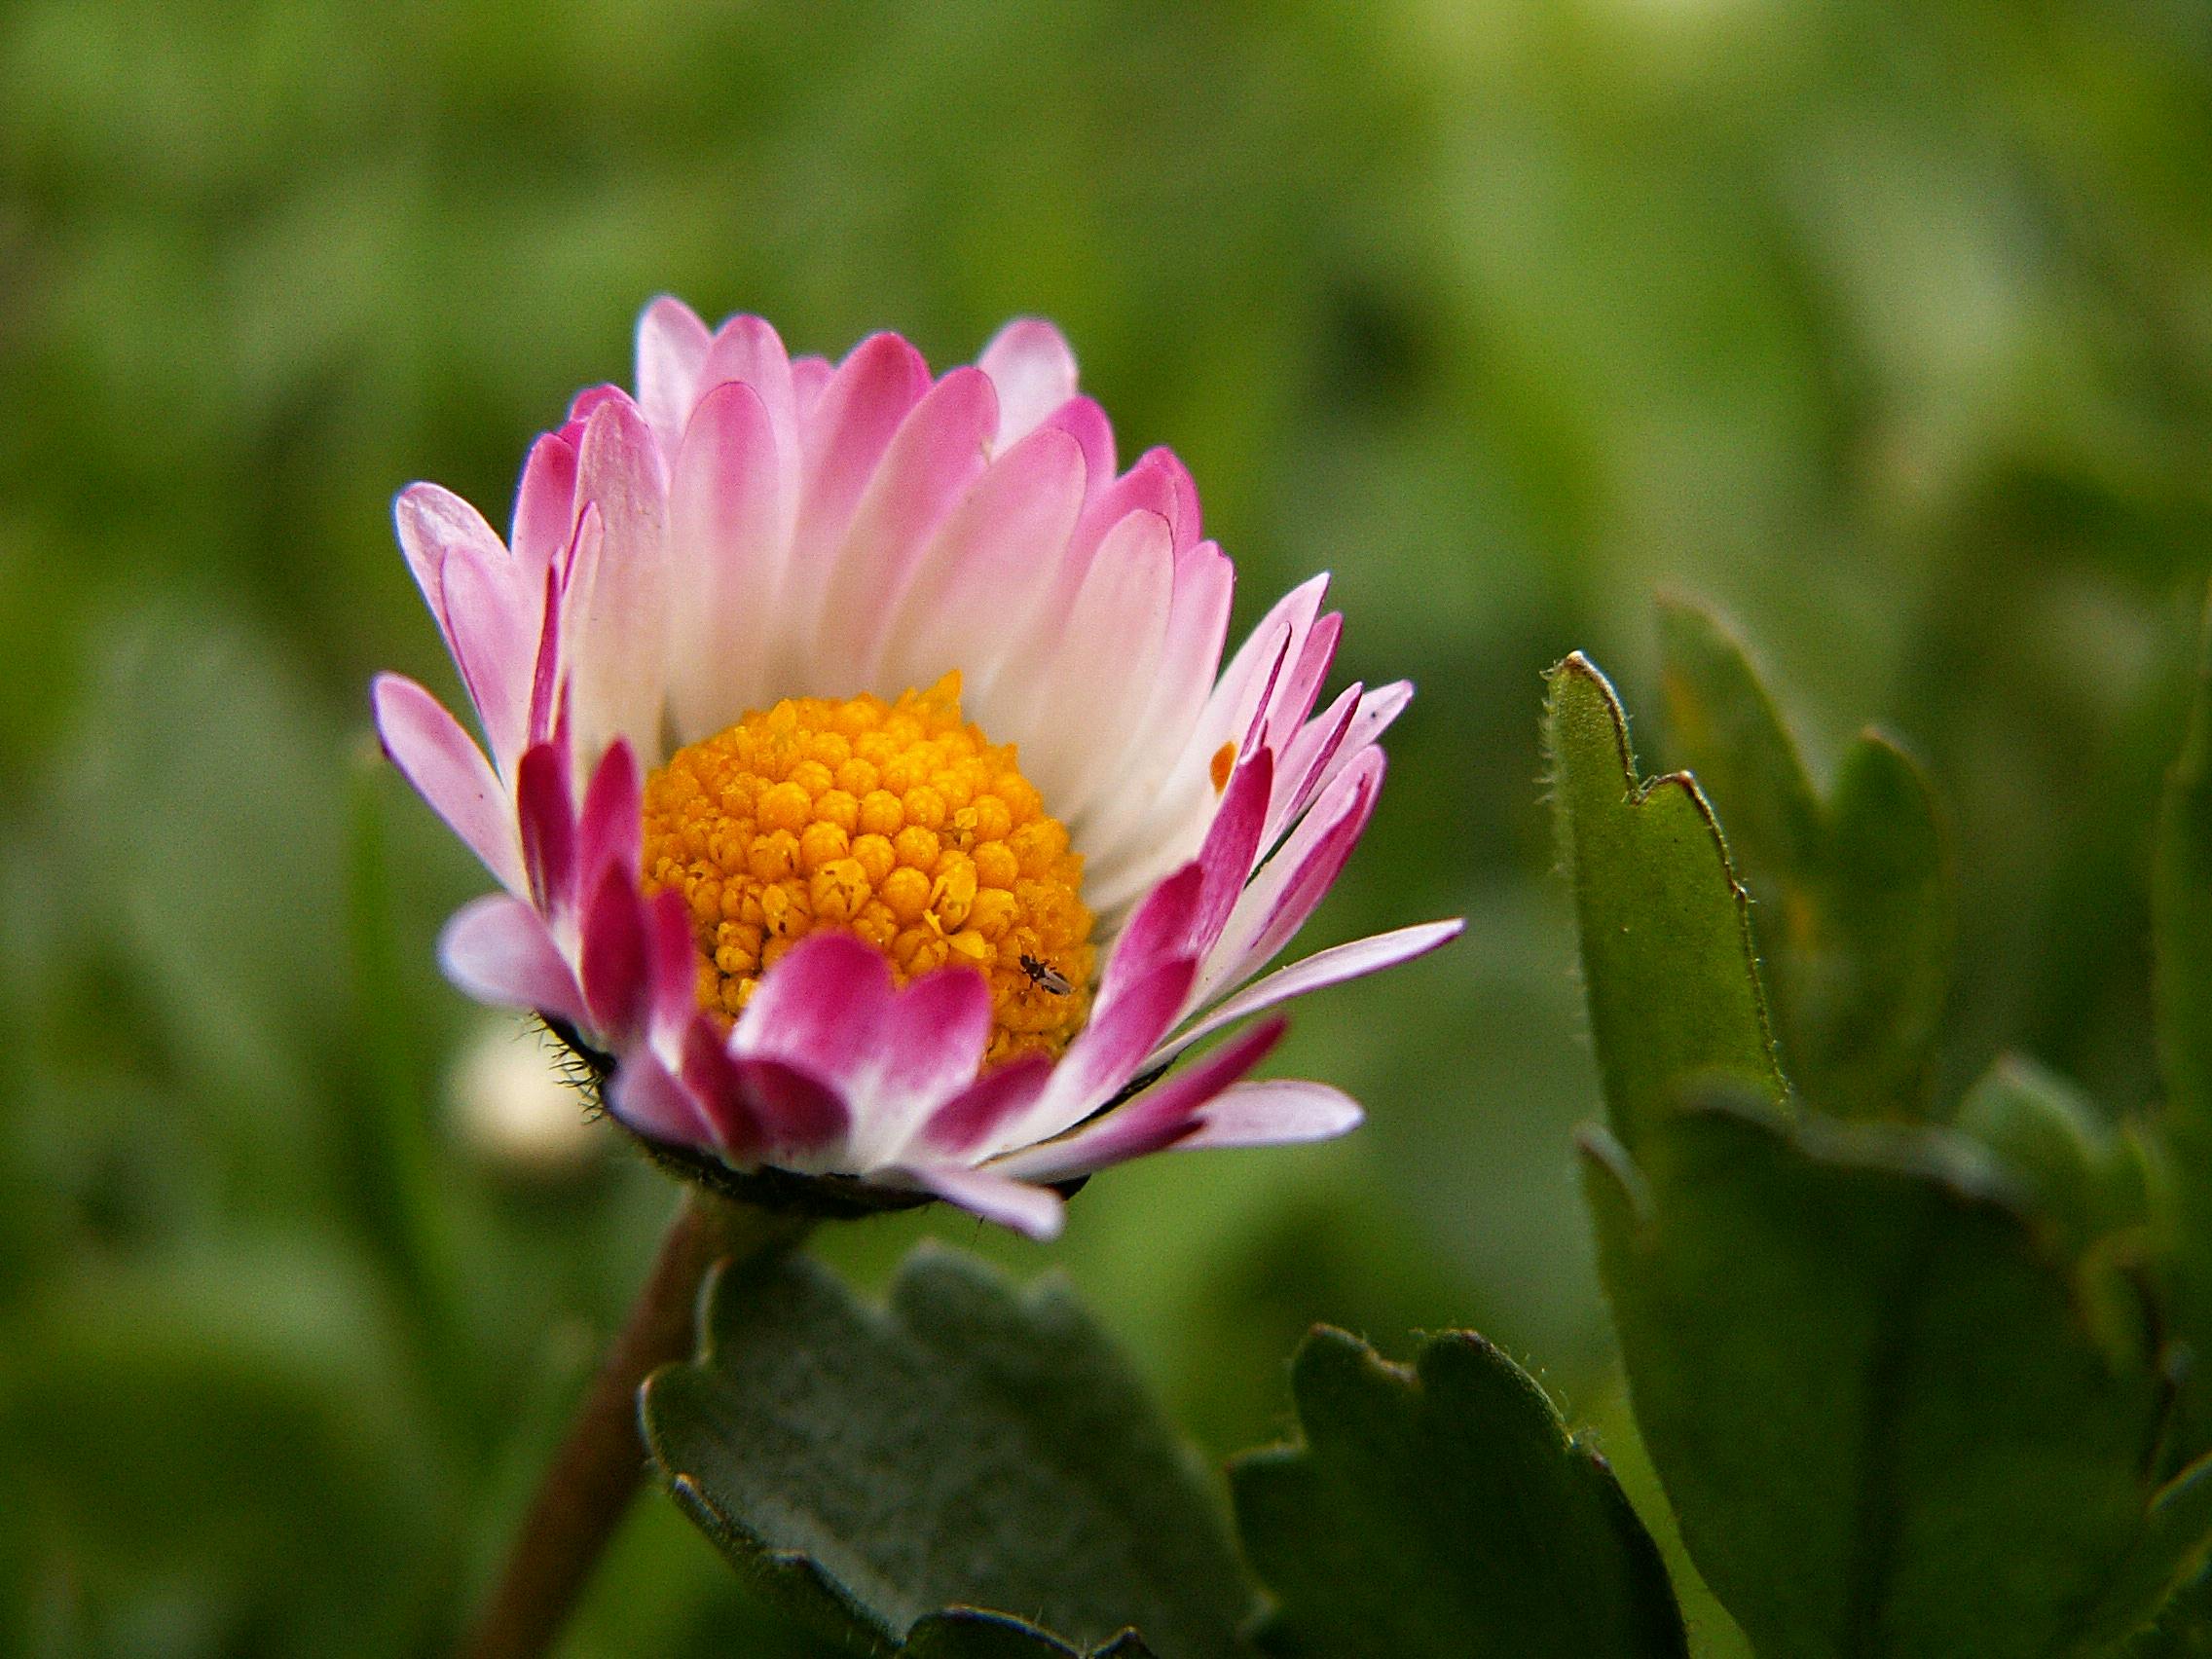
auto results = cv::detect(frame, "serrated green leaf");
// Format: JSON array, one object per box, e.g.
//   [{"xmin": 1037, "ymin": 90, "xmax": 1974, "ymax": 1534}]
[
  {"xmin": 904, "ymin": 1609, "xmax": 1158, "ymax": 1658},
  {"xmin": 1658, "ymin": 598, "xmax": 1954, "ymax": 1118},
  {"xmin": 1543, "ymin": 651, "xmax": 1785, "ymax": 1152},
  {"xmin": 1583, "ymin": 1087, "xmax": 2189, "ymax": 1658},
  {"xmin": 640, "ymin": 1243, "xmax": 1252, "ymax": 1659},
  {"xmin": 1229, "ymin": 1325, "xmax": 1685, "ymax": 1657}
]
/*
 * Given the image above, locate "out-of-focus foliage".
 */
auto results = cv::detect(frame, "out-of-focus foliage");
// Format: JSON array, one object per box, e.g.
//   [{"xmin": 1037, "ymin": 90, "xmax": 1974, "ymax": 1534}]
[{"xmin": 4, "ymin": 1, "xmax": 2211, "ymax": 1653}]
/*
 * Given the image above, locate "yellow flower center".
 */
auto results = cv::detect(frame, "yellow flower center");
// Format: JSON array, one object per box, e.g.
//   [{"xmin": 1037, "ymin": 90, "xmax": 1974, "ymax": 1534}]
[{"xmin": 640, "ymin": 673, "xmax": 1095, "ymax": 1066}]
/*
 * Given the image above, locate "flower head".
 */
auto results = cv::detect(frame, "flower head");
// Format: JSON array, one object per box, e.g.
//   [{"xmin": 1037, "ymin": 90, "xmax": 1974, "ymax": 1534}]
[{"xmin": 375, "ymin": 301, "xmax": 1458, "ymax": 1237}]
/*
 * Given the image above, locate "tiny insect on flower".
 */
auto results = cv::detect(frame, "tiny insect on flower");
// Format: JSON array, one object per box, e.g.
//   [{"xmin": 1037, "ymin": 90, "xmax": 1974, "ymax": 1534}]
[
  {"xmin": 1019, "ymin": 953, "xmax": 1076, "ymax": 997},
  {"xmin": 374, "ymin": 301, "xmax": 1461, "ymax": 1237}
]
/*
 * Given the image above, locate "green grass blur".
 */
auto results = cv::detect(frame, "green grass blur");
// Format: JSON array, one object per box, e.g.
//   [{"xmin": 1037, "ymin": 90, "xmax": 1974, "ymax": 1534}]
[{"xmin": 3, "ymin": 1, "xmax": 2210, "ymax": 1653}]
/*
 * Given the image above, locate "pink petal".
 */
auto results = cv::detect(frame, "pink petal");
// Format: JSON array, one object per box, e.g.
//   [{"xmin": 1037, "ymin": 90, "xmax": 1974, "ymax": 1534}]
[
  {"xmin": 1041, "ymin": 395, "xmax": 1116, "ymax": 512},
  {"xmin": 1266, "ymin": 682, "xmax": 1362, "ymax": 850},
  {"xmin": 1297, "ymin": 680, "xmax": 1412, "ymax": 822},
  {"xmin": 791, "ymin": 353, "xmax": 834, "ymax": 420},
  {"xmin": 1201, "ymin": 750, "xmax": 1383, "ymax": 1002},
  {"xmin": 875, "ymin": 424, "xmax": 1088, "ymax": 701},
  {"xmin": 645, "ymin": 888, "xmax": 698, "ymax": 1039},
  {"xmin": 635, "ymin": 296, "xmax": 712, "ymax": 455},
  {"xmin": 1155, "ymin": 920, "xmax": 1464, "ymax": 1064},
  {"xmin": 393, "ymin": 482, "xmax": 505, "ymax": 649},
  {"xmin": 372, "ymin": 674, "xmax": 525, "ymax": 896},
  {"xmin": 699, "ymin": 315, "xmax": 798, "ymax": 476},
  {"xmin": 1096, "ymin": 864, "xmax": 1205, "ymax": 1007},
  {"xmin": 731, "ymin": 1055, "xmax": 852, "ymax": 1166},
  {"xmin": 436, "ymin": 541, "xmax": 539, "ymax": 774},
  {"xmin": 731, "ymin": 931, "xmax": 896, "ymax": 1092},
  {"xmin": 977, "ymin": 318, "xmax": 1080, "ymax": 450},
  {"xmin": 776, "ymin": 334, "xmax": 932, "ymax": 689},
  {"xmin": 1258, "ymin": 610, "xmax": 1343, "ymax": 756},
  {"xmin": 990, "ymin": 953, "xmax": 1199, "ymax": 1157},
  {"xmin": 515, "ymin": 742, "xmax": 576, "ymax": 913},
  {"xmin": 900, "ymin": 1161, "xmax": 1066, "ymax": 1240},
  {"xmin": 811, "ymin": 366, "xmax": 997, "ymax": 691},
  {"xmin": 1181, "ymin": 1079, "xmax": 1363, "ymax": 1150},
  {"xmin": 911, "ymin": 1051, "xmax": 1054, "ymax": 1162},
  {"xmin": 679, "ymin": 1017, "xmax": 769, "ymax": 1162},
  {"xmin": 992, "ymin": 1016, "xmax": 1286, "ymax": 1183},
  {"xmin": 665, "ymin": 379, "xmax": 789, "ymax": 736},
  {"xmin": 1019, "ymin": 508, "xmax": 1175, "ymax": 820},
  {"xmin": 438, "ymin": 895, "xmax": 587, "ymax": 1026},
  {"xmin": 1192, "ymin": 752, "xmax": 1274, "ymax": 955},
  {"xmin": 576, "ymin": 739, "xmax": 642, "ymax": 891},
  {"xmin": 854, "ymin": 964, "xmax": 995, "ymax": 1161},
  {"xmin": 609, "ymin": 1045, "xmax": 718, "ymax": 1150},
  {"xmin": 565, "ymin": 393, "xmax": 669, "ymax": 760},
  {"xmin": 580, "ymin": 866, "xmax": 649, "ymax": 1039},
  {"xmin": 509, "ymin": 433, "xmax": 578, "ymax": 583}
]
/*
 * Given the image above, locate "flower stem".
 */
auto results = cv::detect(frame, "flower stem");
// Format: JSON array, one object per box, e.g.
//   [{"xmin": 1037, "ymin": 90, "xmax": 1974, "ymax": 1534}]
[{"xmin": 461, "ymin": 1190, "xmax": 808, "ymax": 1659}]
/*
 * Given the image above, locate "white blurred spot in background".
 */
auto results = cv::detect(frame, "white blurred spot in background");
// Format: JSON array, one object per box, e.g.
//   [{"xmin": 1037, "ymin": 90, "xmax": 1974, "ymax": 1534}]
[{"xmin": 448, "ymin": 1017, "xmax": 603, "ymax": 1178}]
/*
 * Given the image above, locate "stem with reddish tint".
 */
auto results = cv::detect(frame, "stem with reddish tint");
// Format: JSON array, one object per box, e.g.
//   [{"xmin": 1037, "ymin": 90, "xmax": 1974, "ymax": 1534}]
[{"xmin": 461, "ymin": 1191, "xmax": 806, "ymax": 1659}]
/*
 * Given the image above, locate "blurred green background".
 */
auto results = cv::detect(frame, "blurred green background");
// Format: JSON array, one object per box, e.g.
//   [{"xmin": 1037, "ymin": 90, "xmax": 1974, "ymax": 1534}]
[{"xmin": 5, "ymin": 1, "xmax": 2212, "ymax": 1653}]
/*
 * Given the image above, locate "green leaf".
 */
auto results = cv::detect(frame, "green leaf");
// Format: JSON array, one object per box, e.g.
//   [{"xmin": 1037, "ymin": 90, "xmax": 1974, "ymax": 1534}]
[
  {"xmin": 1543, "ymin": 650, "xmax": 1785, "ymax": 1153},
  {"xmin": 904, "ymin": 1610, "xmax": 1158, "ymax": 1658},
  {"xmin": 1954, "ymin": 1054, "xmax": 2150, "ymax": 1262},
  {"xmin": 1658, "ymin": 597, "xmax": 1954, "ymax": 1118},
  {"xmin": 1229, "ymin": 1326, "xmax": 1686, "ymax": 1657},
  {"xmin": 1582, "ymin": 1086, "xmax": 2192, "ymax": 1658},
  {"xmin": 640, "ymin": 1243, "xmax": 1253, "ymax": 1659}
]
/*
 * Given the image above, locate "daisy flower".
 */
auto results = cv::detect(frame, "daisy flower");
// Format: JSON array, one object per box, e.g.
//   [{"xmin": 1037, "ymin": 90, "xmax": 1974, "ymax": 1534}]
[{"xmin": 373, "ymin": 302, "xmax": 1459, "ymax": 1237}]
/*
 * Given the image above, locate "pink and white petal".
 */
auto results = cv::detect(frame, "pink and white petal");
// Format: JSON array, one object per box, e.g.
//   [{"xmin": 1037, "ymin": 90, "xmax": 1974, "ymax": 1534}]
[
  {"xmin": 1251, "ymin": 686, "xmax": 1359, "ymax": 862},
  {"xmin": 679, "ymin": 1018, "xmax": 768, "ymax": 1164},
  {"xmin": 1294, "ymin": 681, "xmax": 1412, "ymax": 824},
  {"xmin": 1069, "ymin": 449, "xmax": 1194, "ymax": 569},
  {"xmin": 812, "ymin": 367, "xmax": 997, "ymax": 692},
  {"xmin": 576, "ymin": 739, "xmax": 643, "ymax": 893},
  {"xmin": 373, "ymin": 674, "xmax": 525, "ymax": 896},
  {"xmin": 699, "ymin": 314, "xmax": 796, "ymax": 437},
  {"xmin": 665, "ymin": 380, "xmax": 790, "ymax": 738},
  {"xmin": 874, "ymin": 425, "xmax": 1088, "ymax": 703},
  {"xmin": 635, "ymin": 297, "xmax": 712, "ymax": 455},
  {"xmin": 438, "ymin": 894, "xmax": 588, "ymax": 1027},
  {"xmin": 1190, "ymin": 752, "xmax": 1274, "ymax": 956},
  {"xmin": 514, "ymin": 742, "xmax": 576, "ymax": 914},
  {"xmin": 509, "ymin": 433, "xmax": 578, "ymax": 582},
  {"xmin": 848, "ymin": 965, "xmax": 995, "ymax": 1166},
  {"xmin": 1153, "ymin": 919, "xmax": 1464, "ymax": 1065},
  {"xmin": 991, "ymin": 1016, "xmax": 1286, "ymax": 1184},
  {"xmin": 393, "ymin": 482, "xmax": 507, "ymax": 649},
  {"xmin": 1198, "ymin": 750, "xmax": 1384, "ymax": 1004},
  {"xmin": 1016, "ymin": 509, "xmax": 1174, "ymax": 821},
  {"xmin": 730, "ymin": 1056, "xmax": 852, "ymax": 1170},
  {"xmin": 909, "ymin": 1051, "xmax": 1054, "ymax": 1163},
  {"xmin": 564, "ymin": 394, "xmax": 670, "ymax": 761},
  {"xmin": 1257, "ymin": 610, "xmax": 1343, "ymax": 757},
  {"xmin": 775, "ymin": 334, "xmax": 931, "ymax": 691},
  {"xmin": 1094, "ymin": 863, "xmax": 1205, "ymax": 1008},
  {"xmin": 1081, "ymin": 543, "xmax": 1236, "ymax": 904},
  {"xmin": 987, "ymin": 953, "xmax": 1199, "ymax": 1157},
  {"xmin": 790, "ymin": 354, "xmax": 834, "ymax": 421},
  {"xmin": 437, "ymin": 543, "xmax": 541, "ymax": 773},
  {"xmin": 899, "ymin": 1162, "xmax": 1066, "ymax": 1240},
  {"xmin": 977, "ymin": 318, "xmax": 1080, "ymax": 450},
  {"xmin": 609, "ymin": 1044, "xmax": 719, "ymax": 1152},
  {"xmin": 1040, "ymin": 396, "xmax": 1116, "ymax": 513},
  {"xmin": 1180, "ymin": 1079, "xmax": 1363, "ymax": 1150},
  {"xmin": 731, "ymin": 931, "xmax": 896, "ymax": 1092}
]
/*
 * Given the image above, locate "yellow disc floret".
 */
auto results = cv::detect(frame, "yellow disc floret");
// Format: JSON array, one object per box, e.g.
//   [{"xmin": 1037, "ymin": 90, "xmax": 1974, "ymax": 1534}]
[{"xmin": 640, "ymin": 673, "xmax": 1095, "ymax": 1066}]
